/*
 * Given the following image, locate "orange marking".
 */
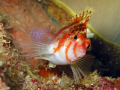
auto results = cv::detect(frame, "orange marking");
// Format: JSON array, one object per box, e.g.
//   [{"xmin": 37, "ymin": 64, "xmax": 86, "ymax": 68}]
[
  {"xmin": 65, "ymin": 38, "xmax": 73, "ymax": 62},
  {"xmin": 38, "ymin": 66, "xmax": 60, "ymax": 83},
  {"xmin": 73, "ymin": 41, "xmax": 78, "ymax": 57},
  {"xmin": 54, "ymin": 32, "xmax": 70, "ymax": 53},
  {"xmin": 53, "ymin": 37, "xmax": 65, "ymax": 53},
  {"xmin": 85, "ymin": 39, "xmax": 91, "ymax": 47},
  {"xmin": 52, "ymin": 77, "xmax": 57, "ymax": 83}
]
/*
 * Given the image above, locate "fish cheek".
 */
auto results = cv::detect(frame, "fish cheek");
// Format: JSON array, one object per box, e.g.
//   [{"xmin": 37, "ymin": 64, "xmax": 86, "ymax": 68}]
[
  {"xmin": 74, "ymin": 42, "xmax": 86, "ymax": 58},
  {"xmin": 73, "ymin": 41, "xmax": 79, "ymax": 57}
]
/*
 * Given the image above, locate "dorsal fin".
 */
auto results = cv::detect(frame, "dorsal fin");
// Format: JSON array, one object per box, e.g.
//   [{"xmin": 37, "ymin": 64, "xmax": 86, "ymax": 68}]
[{"xmin": 70, "ymin": 8, "xmax": 93, "ymax": 25}]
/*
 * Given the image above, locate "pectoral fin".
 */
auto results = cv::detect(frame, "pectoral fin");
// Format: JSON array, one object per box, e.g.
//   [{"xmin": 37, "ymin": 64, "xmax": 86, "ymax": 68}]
[{"xmin": 70, "ymin": 54, "xmax": 94, "ymax": 84}]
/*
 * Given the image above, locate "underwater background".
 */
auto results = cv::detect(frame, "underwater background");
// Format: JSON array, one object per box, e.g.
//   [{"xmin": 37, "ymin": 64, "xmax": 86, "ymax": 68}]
[{"xmin": 61, "ymin": 0, "xmax": 120, "ymax": 45}]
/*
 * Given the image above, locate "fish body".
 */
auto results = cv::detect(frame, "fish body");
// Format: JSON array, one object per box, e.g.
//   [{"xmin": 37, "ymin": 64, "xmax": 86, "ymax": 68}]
[
  {"xmin": 49, "ymin": 23, "xmax": 91, "ymax": 65},
  {"xmin": 0, "ymin": 0, "xmax": 93, "ymax": 84}
]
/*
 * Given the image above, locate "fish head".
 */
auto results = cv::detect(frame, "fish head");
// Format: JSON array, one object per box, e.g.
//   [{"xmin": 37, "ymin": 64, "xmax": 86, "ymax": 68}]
[
  {"xmin": 64, "ymin": 22, "xmax": 91, "ymax": 63},
  {"xmin": 73, "ymin": 33, "xmax": 91, "ymax": 59},
  {"xmin": 52, "ymin": 8, "xmax": 93, "ymax": 64},
  {"xmin": 53, "ymin": 23, "xmax": 91, "ymax": 64},
  {"xmin": 66, "ymin": 8, "xmax": 93, "ymax": 63}
]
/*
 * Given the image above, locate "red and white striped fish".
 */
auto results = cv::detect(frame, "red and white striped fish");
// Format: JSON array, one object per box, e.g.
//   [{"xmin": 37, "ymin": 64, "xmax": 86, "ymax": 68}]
[
  {"xmin": 0, "ymin": 0, "xmax": 93, "ymax": 84},
  {"xmin": 17, "ymin": 9, "xmax": 93, "ymax": 84}
]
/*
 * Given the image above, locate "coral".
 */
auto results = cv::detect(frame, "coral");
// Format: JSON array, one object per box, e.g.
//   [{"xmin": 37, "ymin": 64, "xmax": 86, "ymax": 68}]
[
  {"xmin": 0, "ymin": 77, "xmax": 10, "ymax": 90},
  {"xmin": 80, "ymin": 71, "xmax": 120, "ymax": 90},
  {"xmin": 0, "ymin": 68, "xmax": 10, "ymax": 90}
]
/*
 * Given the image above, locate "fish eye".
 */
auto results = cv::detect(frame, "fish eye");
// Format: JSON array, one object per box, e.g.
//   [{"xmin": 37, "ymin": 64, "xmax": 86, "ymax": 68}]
[{"xmin": 74, "ymin": 35, "xmax": 78, "ymax": 40}]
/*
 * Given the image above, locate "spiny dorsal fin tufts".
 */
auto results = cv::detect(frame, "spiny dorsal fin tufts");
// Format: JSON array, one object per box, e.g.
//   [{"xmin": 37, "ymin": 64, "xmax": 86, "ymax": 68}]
[{"xmin": 70, "ymin": 8, "xmax": 93, "ymax": 25}]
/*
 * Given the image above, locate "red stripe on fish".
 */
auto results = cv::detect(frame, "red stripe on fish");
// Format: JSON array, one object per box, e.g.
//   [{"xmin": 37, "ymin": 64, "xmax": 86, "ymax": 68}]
[
  {"xmin": 73, "ymin": 41, "xmax": 78, "ymax": 58},
  {"xmin": 65, "ymin": 38, "xmax": 73, "ymax": 62}
]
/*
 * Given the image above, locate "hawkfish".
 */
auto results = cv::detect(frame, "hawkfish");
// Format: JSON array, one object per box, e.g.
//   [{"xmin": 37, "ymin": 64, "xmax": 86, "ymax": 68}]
[{"xmin": 0, "ymin": 0, "xmax": 94, "ymax": 84}]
